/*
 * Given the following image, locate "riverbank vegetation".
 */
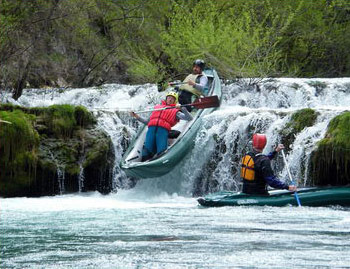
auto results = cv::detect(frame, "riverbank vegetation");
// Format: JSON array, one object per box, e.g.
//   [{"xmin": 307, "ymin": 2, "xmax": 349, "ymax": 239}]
[{"xmin": 1, "ymin": 0, "xmax": 350, "ymax": 99}]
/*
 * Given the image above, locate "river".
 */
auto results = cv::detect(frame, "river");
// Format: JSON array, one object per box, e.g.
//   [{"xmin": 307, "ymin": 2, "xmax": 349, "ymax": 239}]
[
  {"xmin": 1, "ymin": 78, "xmax": 350, "ymax": 268},
  {"xmin": 1, "ymin": 189, "xmax": 350, "ymax": 268}
]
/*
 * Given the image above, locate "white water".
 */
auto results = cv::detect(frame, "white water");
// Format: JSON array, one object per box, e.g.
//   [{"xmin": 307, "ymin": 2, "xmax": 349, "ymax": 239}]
[
  {"xmin": 1, "ymin": 193, "xmax": 350, "ymax": 268},
  {"xmin": 2, "ymin": 78, "xmax": 350, "ymax": 268},
  {"xmin": 5, "ymin": 78, "xmax": 350, "ymax": 194}
]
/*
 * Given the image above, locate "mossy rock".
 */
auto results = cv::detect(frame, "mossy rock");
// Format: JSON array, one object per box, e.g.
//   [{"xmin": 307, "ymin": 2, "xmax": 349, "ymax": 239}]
[
  {"xmin": 0, "ymin": 104, "xmax": 96, "ymax": 138},
  {"xmin": 0, "ymin": 110, "xmax": 39, "ymax": 197},
  {"xmin": 0, "ymin": 104, "xmax": 114, "ymax": 197},
  {"xmin": 310, "ymin": 111, "xmax": 350, "ymax": 186},
  {"xmin": 82, "ymin": 128, "xmax": 115, "ymax": 194},
  {"xmin": 281, "ymin": 108, "xmax": 318, "ymax": 150}
]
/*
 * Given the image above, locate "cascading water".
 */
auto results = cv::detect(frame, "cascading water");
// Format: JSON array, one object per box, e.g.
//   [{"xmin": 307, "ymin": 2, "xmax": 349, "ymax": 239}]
[
  {"xmin": 3, "ymin": 78, "xmax": 350, "ymax": 269},
  {"xmin": 7, "ymin": 78, "xmax": 350, "ymax": 195},
  {"xmin": 49, "ymin": 150, "xmax": 66, "ymax": 194}
]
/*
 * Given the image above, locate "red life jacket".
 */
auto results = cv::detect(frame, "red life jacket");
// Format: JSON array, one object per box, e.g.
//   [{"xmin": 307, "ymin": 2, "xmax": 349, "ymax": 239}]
[{"xmin": 148, "ymin": 101, "xmax": 179, "ymax": 131}]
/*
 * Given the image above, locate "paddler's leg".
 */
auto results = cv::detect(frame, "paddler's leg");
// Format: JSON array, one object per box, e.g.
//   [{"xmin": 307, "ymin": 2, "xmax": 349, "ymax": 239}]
[
  {"xmin": 142, "ymin": 126, "xmax": 156, "ymax": 161},
  {"xmin": 155, "ymin": 126, "xmax": 169, "ymax": 154}
]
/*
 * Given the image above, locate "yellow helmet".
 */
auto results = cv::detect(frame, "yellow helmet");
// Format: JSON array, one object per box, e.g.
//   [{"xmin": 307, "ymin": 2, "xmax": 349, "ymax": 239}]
[{"xmin": 166, "ymin": 91, "xmax": 179, "ymax": 103}]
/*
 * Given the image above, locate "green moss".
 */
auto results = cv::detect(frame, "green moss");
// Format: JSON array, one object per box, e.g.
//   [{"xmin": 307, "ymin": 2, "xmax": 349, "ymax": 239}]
[
  {"xmin": 0, "ymin": 110, "xmax": 39, "ymax": 196},
  {"xmin": 74, "ymin": 105, "xmax": 96, "ymax": 127},
  {"xmin": 281, "ymin": 108, "xmax": 318, "ymax": 149},
  {"xmin": 310, "ymin": 111, "xmax": 350, "ymax": 186},
  {"xmin": 324, "ymin": 112, "xmax": 350, "ymax": 148},
  {"xmin": 0, "ymin": 110, "xmax": 39, "ymax": 161},
  {"xmin": 84, "ymin": 143, "xmax": 109, "ymax": 167},
  {"xmin": 0, "ymin": 104, "xmax": 111, "ymax": 197},
  {"xmin": 0, "ymin": 104, "xmax": 96, "ymax": 138},
  {"xmin": 288, "ymin": 108, "xmax": 318, "ymax": 133},
  {"xmin": 66, "ymin": 164, "xmax": 80, "ymax": 176},
  {"xmin": 43, "ymin": 105, "xmax": 76, "ymax": 138}
]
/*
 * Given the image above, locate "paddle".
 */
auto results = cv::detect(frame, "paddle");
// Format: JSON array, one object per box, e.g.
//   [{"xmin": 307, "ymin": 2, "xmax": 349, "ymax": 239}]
[
  {"xmin": 0, "ymin": 119, "xmax": 12, "ymax": 124},
  {"xmin": 281, "ymin": 149, "xmax": 301, "ymax": 207},
  {"xmin": 134, "ymin": 95, "xmax": 220, "ymax": 113},
  {"xmin": 168, "ymin": 81, "xmax": 187, "ymax": 86}
]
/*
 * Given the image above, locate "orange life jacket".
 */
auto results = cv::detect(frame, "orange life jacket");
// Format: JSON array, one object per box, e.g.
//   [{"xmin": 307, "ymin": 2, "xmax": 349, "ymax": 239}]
[{"xmin": 241, "ymin": 152, "xmax": 256, "ymax": 181}]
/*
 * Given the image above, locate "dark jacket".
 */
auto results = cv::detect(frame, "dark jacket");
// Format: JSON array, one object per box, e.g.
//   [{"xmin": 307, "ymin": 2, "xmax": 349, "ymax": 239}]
[{"xmin": 242, "ymin": 151, "xmax": 289, "ymax": 195}]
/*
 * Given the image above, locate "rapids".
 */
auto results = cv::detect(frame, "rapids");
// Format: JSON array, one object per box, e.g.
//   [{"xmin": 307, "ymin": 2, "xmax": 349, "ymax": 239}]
[
  {"xmin": 4, "ymin": 78, "xmax": 350, "ymax": 194},
  {"xmin": 1, "ymin": 78, "xmax": 350, "ymax": 268}
]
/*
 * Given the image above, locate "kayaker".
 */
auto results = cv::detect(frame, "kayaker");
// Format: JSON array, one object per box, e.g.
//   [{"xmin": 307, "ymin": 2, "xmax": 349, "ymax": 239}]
[
  {"xmin": 241, "ymin": 133, "xmax": 297, "ymax": 195},
  {"xmin": 130, "ymin": 91, "xmax": 193, "ymax": 161},
  {"xmin": 178, "ymin": 59, "xmax": 209, "ymax": 111}
]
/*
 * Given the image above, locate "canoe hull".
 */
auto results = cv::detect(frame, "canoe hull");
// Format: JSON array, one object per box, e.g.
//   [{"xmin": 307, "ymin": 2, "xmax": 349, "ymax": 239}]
[
  {"xmin": 121, "ymin": 118, "xmax": 203, "ymax": 178},
  {"xmin": 197, "ymin": 187, "xmax": 350, "ymax": 207}
]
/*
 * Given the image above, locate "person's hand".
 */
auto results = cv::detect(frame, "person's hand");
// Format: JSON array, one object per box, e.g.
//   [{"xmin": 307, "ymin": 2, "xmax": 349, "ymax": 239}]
[
  {"xmin": 175, "ymin": 104, "xmax": 181, "ymax": 109},
  {"xmin": 288, "ymin": 185, "xmax": 297, "ymax": 192},
  {"xmin": 275, "ymin": 144, "xmax": 285, "ymax": 152},
  {"xmin": 130, "ymin": 112, "xmax": 138, "ymax": 119},
  {"xmin": 188, "ymin": 80, "xmax": 195, "ymax": 86}
]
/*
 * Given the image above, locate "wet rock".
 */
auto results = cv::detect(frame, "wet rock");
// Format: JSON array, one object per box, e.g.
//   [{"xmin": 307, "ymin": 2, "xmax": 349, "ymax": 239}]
[
  {"xmin": 0, "ymin": 104, "xmax": 114, "ymax": 197},
  {"xmin": 310, "ymin": 111, "xmax": 350, "ymax": 186},
  {"xmin": 280, "ymin": 108, "xmax": 318, "ymax": 150}
]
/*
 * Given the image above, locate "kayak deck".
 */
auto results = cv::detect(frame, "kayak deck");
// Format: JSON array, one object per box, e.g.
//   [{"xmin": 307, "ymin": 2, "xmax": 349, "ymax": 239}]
[{"xmin": 197, "ymin": 187, "xmax": 350, "ymax": 207}]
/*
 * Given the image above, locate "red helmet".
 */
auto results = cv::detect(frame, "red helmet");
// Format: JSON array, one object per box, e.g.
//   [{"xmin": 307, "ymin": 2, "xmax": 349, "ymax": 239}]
[{"xmin": 253, "ymin": 134, "xmax": 267, "ymax": 150}]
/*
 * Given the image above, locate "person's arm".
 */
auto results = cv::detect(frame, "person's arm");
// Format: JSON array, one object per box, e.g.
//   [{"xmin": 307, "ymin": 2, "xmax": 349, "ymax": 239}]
[
  {"xmin": 265, "ymin": 175, "xmax": 289, "ymax": 190},
  {"xmin": 260, "ymin": 158, "xmax": 291, "ymax": 190},
  {"xmin": 130, "ymin": 112, "xmax": 149, "ymax": 125},
  {"xmin": 188, "ymin": 75, "xmax": 208, "ymax": 95},
  {"xmin": 176, "ymin": 106, "xmax": 193, "ymax": 121},
  {"xmin": 194, "ymin": 75, "xmax": 209, "ymax": 95},
  {"xmin": 266, "ymin": 151, "xmax": 277, "ymax": 160},
  {"xmin": 267, "ymin": 144, "xmax": 285, "ymax": 160}
]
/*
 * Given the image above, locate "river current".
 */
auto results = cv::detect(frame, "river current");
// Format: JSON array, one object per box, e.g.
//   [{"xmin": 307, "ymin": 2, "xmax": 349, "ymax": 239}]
[
  {"xmin": 1, "ymin": 78, "xmax": 350, "ymax": 268},
  {"xmin": 2, "ymin": 190, "xmax": 350, "ymax": 268}
]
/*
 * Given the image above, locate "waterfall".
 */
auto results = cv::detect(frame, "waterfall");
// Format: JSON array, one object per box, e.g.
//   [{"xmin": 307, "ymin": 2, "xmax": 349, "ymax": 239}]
[
  {"xmin": 78, "ymin": 158, "xmax": 85, "ymax": 192},
  {"xmin": 49, "ymin": 151, "xmax": 65, "ymax": 194},
  {"xmin": 7, "ymin": 78, "xmax": 350, "ymax": 195}
]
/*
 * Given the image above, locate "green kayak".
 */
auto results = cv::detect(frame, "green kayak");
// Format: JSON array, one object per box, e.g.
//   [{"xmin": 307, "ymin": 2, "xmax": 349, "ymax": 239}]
[
  {"xmin": 197, "ymin": 187, "xmax": 350, "ymax": 207},
  {"xmin": 121, "ymin": 68, "xmax": 222, "ymax": 179}
]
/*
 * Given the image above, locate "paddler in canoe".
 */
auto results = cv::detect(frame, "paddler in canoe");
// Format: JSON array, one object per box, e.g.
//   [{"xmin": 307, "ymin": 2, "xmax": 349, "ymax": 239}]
[{"xmin": 130, "ymin": 91, "xmax": 193, "ymax": 162}]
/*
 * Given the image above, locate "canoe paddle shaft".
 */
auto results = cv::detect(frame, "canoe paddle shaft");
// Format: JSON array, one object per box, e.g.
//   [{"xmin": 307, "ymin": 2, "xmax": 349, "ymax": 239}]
[
  {"xmin": 135, "ymin": 95, "xmax": 220, "ymax": 113},
  {"xmin": 281, "ymin": 149, "xmax": 301, "ymax": 207}
]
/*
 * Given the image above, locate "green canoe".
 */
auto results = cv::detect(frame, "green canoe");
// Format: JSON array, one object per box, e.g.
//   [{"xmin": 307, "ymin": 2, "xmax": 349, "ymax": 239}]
[
  {"xmin": 121, "ymin": 68, "xmax": 222, "ymax": 179},
  {"xmin": 197, "ymin": 187, "xmax": 350, "ymax": 207}
]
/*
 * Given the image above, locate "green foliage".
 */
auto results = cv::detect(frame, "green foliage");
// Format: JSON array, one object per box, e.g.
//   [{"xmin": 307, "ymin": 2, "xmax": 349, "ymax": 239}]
[
  {"xmin": 127, "ymin": 54, "xmax": 165, "ymax": 83},
  {"xmin": 160, "ymin": 0, "xmax": 300, "ymax": 79},
  {"xmin": 1, "ymin": 0, "xmax": 350, "ymax": 93}
]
